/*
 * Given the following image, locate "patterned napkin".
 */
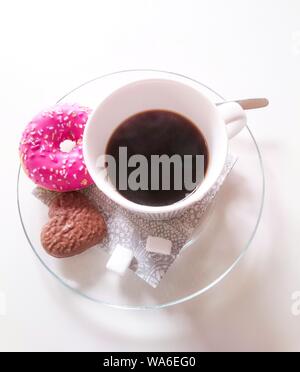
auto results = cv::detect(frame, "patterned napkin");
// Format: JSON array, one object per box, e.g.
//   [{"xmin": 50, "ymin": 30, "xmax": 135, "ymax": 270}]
[{"xmin": 34, "ymin": 154, "xmax": 237, "ymax": 288}]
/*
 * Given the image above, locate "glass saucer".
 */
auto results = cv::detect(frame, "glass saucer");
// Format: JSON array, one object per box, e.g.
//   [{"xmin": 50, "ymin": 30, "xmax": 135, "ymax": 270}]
[{"xmin": 17, "ymin": 70, "xmax": 265, "ymax": 310}]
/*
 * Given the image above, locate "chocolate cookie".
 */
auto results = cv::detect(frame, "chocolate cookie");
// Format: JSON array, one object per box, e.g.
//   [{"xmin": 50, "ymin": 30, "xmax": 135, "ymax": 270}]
[{"xmin": 41, "ymin": 192, "xmax": 106, "ymax": 258}]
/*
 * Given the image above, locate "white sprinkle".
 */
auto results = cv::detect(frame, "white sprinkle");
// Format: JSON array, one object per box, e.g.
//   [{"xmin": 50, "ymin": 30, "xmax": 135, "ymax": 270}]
[
  {"xmin": 79, "ymin": 166, "xmax": 84, "ymax": 171},
  {"xmin": 60, "ymin": 140, "xmax": 76, "ymax": 154},
  {"xmin": 73, "ymin": 174, "xmax": 77, "ymax": 179}
]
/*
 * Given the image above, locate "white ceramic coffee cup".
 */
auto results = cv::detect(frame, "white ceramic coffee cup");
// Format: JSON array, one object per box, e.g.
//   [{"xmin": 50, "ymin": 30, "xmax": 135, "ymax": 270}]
[{"xmin": 83, "ymin": 79, "xmax": 246, "ymax": 220}]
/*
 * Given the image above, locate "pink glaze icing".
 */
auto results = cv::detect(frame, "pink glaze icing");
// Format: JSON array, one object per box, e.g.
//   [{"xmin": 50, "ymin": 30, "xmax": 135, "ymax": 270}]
[{"xmin": 19, "ymin": 103, "xmax": 94, "ymax": 192}]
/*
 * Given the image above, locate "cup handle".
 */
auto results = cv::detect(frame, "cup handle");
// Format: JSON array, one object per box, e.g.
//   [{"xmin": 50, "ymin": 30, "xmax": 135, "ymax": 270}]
[{"xmin": 217, "ymin": 102, "xmax": 247, "ymax": 139}]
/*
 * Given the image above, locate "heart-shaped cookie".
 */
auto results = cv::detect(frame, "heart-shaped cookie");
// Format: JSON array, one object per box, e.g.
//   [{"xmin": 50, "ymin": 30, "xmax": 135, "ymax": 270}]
[{"xmin": 41, "ymin": 192, "xmax": 106, "ymax": 258}]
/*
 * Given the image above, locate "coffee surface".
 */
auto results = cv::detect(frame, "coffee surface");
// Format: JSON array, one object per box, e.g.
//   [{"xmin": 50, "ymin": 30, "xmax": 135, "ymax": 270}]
[{"xmin": 106, "ymin": 110, "xmax": 209, "ymax": 206}]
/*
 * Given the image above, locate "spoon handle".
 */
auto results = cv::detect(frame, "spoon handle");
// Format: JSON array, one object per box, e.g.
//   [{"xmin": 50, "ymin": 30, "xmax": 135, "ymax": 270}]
[
  {"xmin": 234, "ymin": 98, "xmax": 269, "ymax": 110},
  {"xmin": 217, "ymin": 98, "xmax": 269, "ymax": 110}
]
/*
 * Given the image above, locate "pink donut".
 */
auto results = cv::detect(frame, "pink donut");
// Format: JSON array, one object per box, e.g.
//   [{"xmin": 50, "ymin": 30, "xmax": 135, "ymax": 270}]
[{"xmin": 19, "ymin": 103, "xmax": 94, "ymax": 192}]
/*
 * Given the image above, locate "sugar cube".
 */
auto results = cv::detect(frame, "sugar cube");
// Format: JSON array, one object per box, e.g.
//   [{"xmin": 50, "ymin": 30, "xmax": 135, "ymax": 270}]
[
  {"xmin": 106, "ymin": 245, "xmax": 134, "ymax": 275},
  {"xmin": 145, "ymin": 236, "xmax": 172, "ymax": 255}
]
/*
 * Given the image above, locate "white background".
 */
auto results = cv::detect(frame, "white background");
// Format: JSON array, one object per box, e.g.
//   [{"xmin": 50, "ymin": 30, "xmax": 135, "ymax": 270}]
[{"xmin": 0, "ymin": 0, "xmax": 300, "ymax": 352}]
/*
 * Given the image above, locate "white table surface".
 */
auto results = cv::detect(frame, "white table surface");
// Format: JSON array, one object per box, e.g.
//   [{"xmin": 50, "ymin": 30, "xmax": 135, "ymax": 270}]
[{"xmin": 0, "ymin": 0, "xmax": 300, "ymax": 352}]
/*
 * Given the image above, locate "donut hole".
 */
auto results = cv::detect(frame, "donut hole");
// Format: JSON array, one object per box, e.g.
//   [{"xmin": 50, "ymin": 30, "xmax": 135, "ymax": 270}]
[{"xmin": 60, "ymin": 140, "xmax": 76, "ymax": 153}]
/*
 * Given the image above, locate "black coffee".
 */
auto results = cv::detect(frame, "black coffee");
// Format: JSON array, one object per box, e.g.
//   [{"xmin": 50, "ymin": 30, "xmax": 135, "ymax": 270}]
[{"xmin": 106, "ymin": 110, "xmax": 209, "ymax": 206}]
